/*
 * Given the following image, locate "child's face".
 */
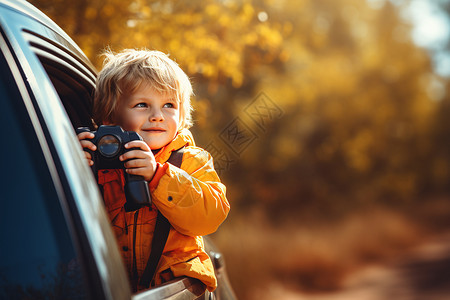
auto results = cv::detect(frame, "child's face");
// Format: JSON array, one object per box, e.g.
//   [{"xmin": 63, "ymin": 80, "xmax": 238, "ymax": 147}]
[{"xmin": 113, "ymin": 84, "xmax": 180, "ymax": 150}]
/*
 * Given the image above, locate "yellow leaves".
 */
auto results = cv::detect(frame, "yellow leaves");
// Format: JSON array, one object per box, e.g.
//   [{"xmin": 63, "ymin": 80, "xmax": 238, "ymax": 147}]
[
  {"xmin": 307, "ymin": 54, "xmax": 357, "ymax": 96},
  {"xmin": 30, "ymin": 0, "xmax": 289, "ymax": 87},
  {"xmin": 432, "ymin": 157, "xmax": 449, "ymax": 184},
  {"xmin": 205, "ymin": 4, "xmax": 220, "ymax": 17},
  {"xmin": 256, "ymin": 23, "xmax": 283, "ymax": 51},
  {"xmin": 140, "ymin": 6, "xmax": 152, "ymax": 18},
  {"xmin": 343, "ymin": 130, "xmax": 374, "ymax": 173},
  {"xmin": 243, "ymin": 32, "xmax": 258, "ymax": 46},
  {"xmin": 282, "ymin": 21, "xmax": 293, "ymax": 36},
  {"xmin": 146, "ymin": 2, "xmax": 282, "ymax": 87},
  {"xmin": 218, "ymin": 14, "xmax": 233, "ymax": 27},
  {"xmin": 200, "ymin": 63, "xmax": 216, "ymax": 78},
  {"xmin": 84, "ymin": 7, "xmax": 97, "ymax": 20},
  {"xmin": 279, "ymin": 49, "xmax": 290, "ymax": 62},
  {"xmin": 101, "ymin": 4, "xmax": 115, "ymax": 17},
  {"xmin": 241, "ymin": 3, "xmax": 255, "ymax": 22}
]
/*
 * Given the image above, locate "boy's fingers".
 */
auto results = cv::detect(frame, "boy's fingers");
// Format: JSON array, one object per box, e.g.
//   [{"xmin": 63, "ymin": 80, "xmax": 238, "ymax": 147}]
[
  {"xmin": 125, "ymin": 167, "xmax": 141, "ymax": 176},
  {"xmin": 125, "ymin": 166, "xmax": 155, "ymax": 181},
  {"xmin": 84, "ymin": 151, "xmax": 92, "ymax": 160},
  {"xmin": 125, "ymin": 141, "xmax": 150, "ymax": 151},
  {"xmin": 123, "ymin": 159, "xmax": 139, "ymax": 169},
  {"xmin": 125, "ymin": 167, "xmax": 146, "ymax": 174},
  {"xmin": 80, "ymin": 140, "xmax": 96, "ymax": 151},
  {"xmin": 123, "ymin": 157, "xmax": 152, "ymax": 168},
  {"xmin": 120, "ymin": 150, "xmax": 150, "ymax": 162},
  {"xmin": 83, "ymin": 152, "xmax": 94, "ymax": 166},
  {"xmin": 77, "ymin": 131, "xmax": 95, "ymax": 140}
]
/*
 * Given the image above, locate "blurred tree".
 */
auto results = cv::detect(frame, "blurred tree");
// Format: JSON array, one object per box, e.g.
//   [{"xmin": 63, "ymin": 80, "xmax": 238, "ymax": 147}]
[
  {"xmin": 30, "ymin": 0, "xmax": 450, "ymax": 221},
  {"xmin": 29, "ymin": 0, "xmax": 284, "ymax": 88},
  {"xmin": 221, "ymin": 0, "xmax": 446, "ymax": 220},
  {"xmin": 427, "ymin": 0, "xmax": 450, "ymax": 195}
]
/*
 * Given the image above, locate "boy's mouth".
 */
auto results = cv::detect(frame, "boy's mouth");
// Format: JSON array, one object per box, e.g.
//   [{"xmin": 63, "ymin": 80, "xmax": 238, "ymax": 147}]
[{"xmin": 144, "ymin": 128, "xmax": 166, "ymax": 133}]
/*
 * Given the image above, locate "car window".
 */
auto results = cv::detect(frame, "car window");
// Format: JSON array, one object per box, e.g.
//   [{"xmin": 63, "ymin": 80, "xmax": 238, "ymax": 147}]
[
  {"xmin": 0, "ymin": 49, "xmax": 89, "ymax": 299},
  {"xmin": 42, "ymin": 61, "xmax": 94, "ymax": 129},
  {"xmin": 23, "ymin": 29, "xmax": 96, "ymax": 130}
]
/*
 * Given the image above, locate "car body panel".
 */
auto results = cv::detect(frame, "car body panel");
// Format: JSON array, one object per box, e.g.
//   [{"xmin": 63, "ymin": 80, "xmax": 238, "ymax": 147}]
[{"xmin": 0, "ymin": 1, "xmax": 131, "ymax": 299}]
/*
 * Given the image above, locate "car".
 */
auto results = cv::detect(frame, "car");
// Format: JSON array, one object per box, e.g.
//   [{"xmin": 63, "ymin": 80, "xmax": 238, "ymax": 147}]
[{"xmin": 0, "ymin": 0, "xmax": 236, "ymax": 299}]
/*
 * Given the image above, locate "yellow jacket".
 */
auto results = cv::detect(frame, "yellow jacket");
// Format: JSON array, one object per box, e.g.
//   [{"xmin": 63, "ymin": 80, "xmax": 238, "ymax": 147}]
[{"xmin": 98, "ymin": 129, "xmax": 230, "ymax": 292}]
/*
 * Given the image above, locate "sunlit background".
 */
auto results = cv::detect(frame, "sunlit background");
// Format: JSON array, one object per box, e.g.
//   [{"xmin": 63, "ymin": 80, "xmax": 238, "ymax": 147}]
[{"xmin": 30, "ymin": 0, "xmax": 450, "ymax": 298}]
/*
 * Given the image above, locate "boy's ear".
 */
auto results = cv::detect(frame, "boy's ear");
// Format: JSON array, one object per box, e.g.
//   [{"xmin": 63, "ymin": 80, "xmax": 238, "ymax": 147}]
[{"xmin": 103, "ymin": 117, "xmax": 115, "ymax": 126}]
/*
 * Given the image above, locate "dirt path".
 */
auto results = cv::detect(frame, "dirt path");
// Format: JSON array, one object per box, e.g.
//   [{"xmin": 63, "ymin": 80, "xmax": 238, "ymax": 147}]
[
  {"xmin": 258, "ymin": 232, "xmax": 450, "ymax": 300},
  {"xmin": 304, "ymin": 232, "xmax": 450, "ymax": 300}
]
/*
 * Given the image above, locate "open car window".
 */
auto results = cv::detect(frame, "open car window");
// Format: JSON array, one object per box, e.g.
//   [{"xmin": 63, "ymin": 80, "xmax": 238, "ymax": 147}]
[{"xmin": 22, "ymin": 29, "xmax": 96, "ymax": 130}]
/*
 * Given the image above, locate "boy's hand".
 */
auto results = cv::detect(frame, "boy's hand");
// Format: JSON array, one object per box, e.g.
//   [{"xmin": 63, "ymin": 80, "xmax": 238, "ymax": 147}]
[
  {"xmin": 120, "ymin": 141, "xmax": 157, "ymax": 181},
  {"xmin": 77, "ymin": 131, "xmax": 96, "ymax": 166}
]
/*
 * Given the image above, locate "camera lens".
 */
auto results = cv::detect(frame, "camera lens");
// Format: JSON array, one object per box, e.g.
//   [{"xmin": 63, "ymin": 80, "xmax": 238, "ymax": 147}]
[{"xmin": 98, "ymin": 135, "xmax": 120, "ymax": 157}]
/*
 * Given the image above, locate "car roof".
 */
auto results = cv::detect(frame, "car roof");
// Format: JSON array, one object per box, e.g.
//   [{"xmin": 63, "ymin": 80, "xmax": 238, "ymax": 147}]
[
  {"xmin": 0, "ymin": 0, "xmax": 96, "ymax": 73},
  {"xmin": 1, "ymin": 0, "xmax": 98, "ymax": 129},
  {"xmin": 1, "ymin": 0, "xmax": 84, "ymax": 55}
]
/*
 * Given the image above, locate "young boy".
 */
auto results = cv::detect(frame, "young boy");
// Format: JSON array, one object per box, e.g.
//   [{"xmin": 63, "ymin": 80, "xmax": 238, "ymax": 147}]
[{"xmin": 78, "ymin": 49, "xmax": 230, "ymax": 293}]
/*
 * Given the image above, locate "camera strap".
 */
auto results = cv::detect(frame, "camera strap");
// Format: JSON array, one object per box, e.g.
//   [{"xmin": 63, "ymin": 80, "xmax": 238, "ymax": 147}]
[{"xmin": 139, "ymin": 147, "xmax": 185, "ymax": 289}]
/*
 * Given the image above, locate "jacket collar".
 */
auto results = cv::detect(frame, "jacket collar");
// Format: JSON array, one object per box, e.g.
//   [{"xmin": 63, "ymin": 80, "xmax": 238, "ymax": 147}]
[{"xmin": 154, "ymin": 128, "xmax": 195, "ymax": 162}]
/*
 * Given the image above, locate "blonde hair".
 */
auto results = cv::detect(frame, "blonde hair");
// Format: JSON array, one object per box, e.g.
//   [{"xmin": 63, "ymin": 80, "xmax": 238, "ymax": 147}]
[{"xmin": 93, "ymin": 49, "xmax": 193, "ymax": 129}]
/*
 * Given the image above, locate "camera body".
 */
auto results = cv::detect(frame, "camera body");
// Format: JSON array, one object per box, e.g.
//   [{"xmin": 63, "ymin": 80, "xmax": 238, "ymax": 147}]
[{"xmin": 77, "ymin": 125, "xmax": 151, "ymax": 211}]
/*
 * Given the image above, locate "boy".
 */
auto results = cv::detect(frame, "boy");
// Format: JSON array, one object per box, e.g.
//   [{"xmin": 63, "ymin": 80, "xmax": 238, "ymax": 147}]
[{"xmin": 78, "ymin": 49, "xmax": 229, "ymax": 293}]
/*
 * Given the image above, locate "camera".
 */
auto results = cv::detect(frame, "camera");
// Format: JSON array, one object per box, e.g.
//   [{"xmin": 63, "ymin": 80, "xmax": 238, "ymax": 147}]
[{"xmin": 77, "ymin": 125, "xmax": 151, "ymax": 211}]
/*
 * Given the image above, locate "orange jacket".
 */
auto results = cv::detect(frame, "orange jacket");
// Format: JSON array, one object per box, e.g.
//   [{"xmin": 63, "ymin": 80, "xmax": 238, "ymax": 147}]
[{"xmin": 98, "ymin": 129, "xmax": 230, "ymax": 292}]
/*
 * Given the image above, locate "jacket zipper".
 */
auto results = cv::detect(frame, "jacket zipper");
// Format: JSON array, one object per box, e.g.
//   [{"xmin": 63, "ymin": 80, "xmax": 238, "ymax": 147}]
[{"xmin": 132, "ymin": 210, "xmax": 139, "ymax": 292}]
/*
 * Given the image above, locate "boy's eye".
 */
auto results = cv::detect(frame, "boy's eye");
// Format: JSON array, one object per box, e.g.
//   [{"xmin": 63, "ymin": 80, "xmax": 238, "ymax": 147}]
[
  {"xmin": 164, "ymin": 103, "xmax": 175, "ymax": 108},
  {"xmin": 135, "ymin": 103, "xmax": 147, "ymax": 108}
]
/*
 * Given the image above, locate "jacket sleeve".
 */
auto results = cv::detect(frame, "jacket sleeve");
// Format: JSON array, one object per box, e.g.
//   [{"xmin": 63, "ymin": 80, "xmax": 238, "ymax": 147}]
[{"xmin": 151, "ymin": 147, "xmax": 230, "ymax": 236}]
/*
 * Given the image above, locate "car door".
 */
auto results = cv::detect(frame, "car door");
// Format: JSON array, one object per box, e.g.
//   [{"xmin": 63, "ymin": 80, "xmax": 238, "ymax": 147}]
[{"xmin": 0, "ymin": 1, "xmax": 131, "ymax": 299}]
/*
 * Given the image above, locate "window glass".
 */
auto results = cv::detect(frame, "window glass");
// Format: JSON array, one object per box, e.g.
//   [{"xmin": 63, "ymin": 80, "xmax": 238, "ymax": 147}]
[
  {"xmin": 40, "ymin": 58, "xmax": 95, "ymax": 130},
  {"xmin": 0, "ymin": 53, "xmax": 88, "ymax": 299}
]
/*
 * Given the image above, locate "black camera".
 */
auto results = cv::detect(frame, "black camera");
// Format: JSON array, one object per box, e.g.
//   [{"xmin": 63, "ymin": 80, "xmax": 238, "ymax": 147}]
[{"xmin": 77, "ymin": 125, "xmax": 151, "ymax": 211}]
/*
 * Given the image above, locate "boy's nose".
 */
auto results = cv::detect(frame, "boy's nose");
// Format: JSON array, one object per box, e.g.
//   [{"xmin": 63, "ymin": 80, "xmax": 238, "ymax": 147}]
[{"xmin": 149, "ymin": 110, "xmax": 164, "ymax": 122}]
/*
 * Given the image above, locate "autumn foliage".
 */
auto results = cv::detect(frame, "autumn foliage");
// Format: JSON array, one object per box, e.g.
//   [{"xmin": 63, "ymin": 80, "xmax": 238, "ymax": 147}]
[{"xmin": 31, "ymin": 0, "xmax": 450, "ymax": 298}]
